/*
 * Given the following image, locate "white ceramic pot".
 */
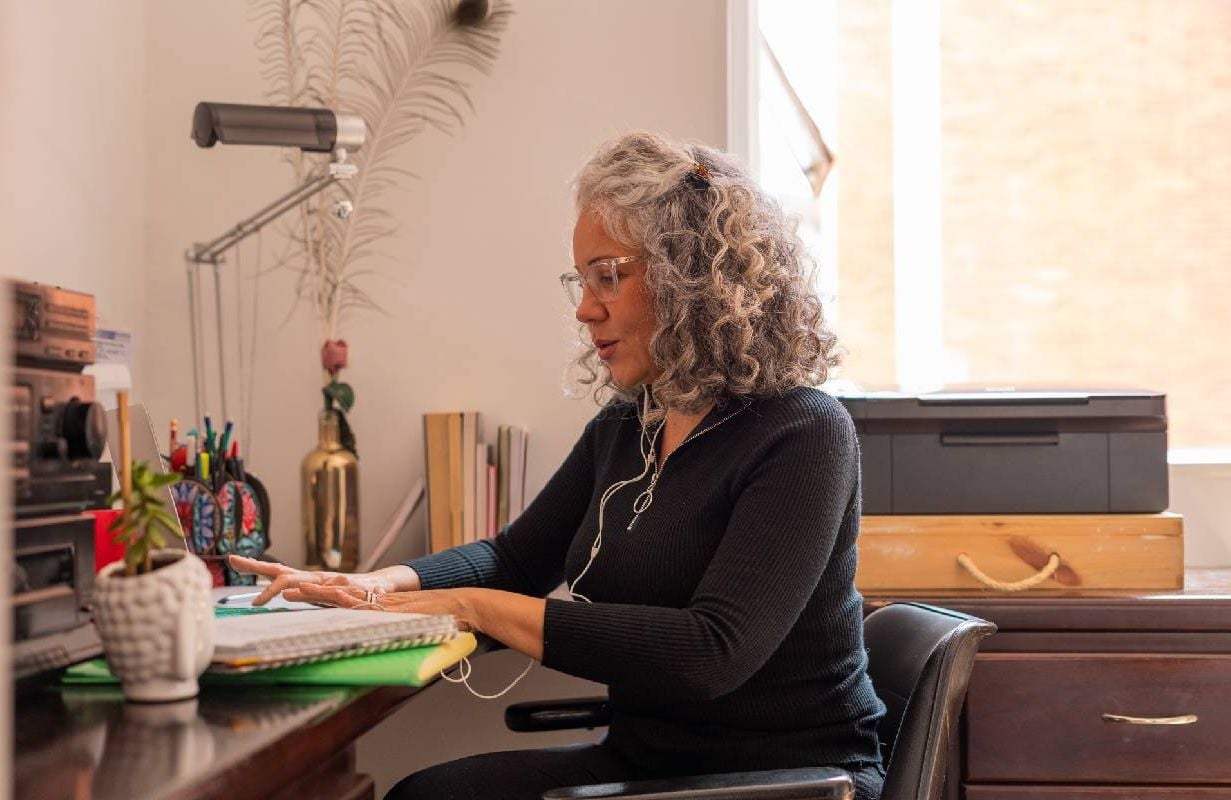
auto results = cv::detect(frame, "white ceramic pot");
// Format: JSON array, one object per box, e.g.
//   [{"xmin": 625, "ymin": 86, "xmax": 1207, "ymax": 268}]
[{"xmin": 92, "ymin": 549, "xmax": 215, "ymax": 702}]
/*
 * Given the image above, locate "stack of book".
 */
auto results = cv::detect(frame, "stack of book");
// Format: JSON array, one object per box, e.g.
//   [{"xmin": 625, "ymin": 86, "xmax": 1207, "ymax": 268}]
[
  {"xmin": 423, "ymin": 412, "xmax": 529, "ymax": 553},
  {"xmin": 65, "ymin": 606, "xmax": 478, "ymax": 688}
]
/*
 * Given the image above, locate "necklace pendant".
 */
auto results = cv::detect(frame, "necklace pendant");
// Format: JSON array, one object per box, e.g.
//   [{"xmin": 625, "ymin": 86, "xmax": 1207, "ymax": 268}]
[{"xmin": 632, "ymin": 488, "xmax": 653, "ymax": 514}]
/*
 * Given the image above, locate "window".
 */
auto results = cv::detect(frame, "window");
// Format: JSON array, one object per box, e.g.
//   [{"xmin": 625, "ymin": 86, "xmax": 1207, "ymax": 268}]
[{"xmin": 746, "ymin": 0, "xmax": 1231, "ymax": 451}]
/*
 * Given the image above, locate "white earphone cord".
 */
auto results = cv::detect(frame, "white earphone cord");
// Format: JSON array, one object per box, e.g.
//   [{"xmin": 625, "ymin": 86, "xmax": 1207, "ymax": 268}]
[
  {"xmin": 440, "ymin": 654, "xmax": 537, "ymax": 700},
  {"xmin": 448, "ymin": 389, "xmax": 660, "ymax": 699},
  {"xmin": 569, "ymin": 386, "xmax": 661, "ymax": 603}
]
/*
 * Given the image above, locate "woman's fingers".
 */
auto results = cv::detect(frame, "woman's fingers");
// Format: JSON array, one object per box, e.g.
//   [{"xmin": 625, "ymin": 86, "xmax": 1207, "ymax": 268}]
[
  {"xmin": 227, "ymin": 554, "xmax": 289, "ymax": 578},
  {"xmin": 251, "ymin": 572, "xmax": 299, "ymax": 606}
]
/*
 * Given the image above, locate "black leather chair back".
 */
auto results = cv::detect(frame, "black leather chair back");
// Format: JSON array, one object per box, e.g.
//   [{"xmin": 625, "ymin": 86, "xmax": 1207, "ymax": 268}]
[{"xmin": 864, "ymin": 602, "xmax": 996, "ymax": 800}]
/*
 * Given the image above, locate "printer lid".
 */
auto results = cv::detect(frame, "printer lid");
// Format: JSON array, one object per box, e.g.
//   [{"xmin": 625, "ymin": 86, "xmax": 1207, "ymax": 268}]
[{"xmin": 834, "ymin": 387, "xmax": 1165, "ymax": 421}]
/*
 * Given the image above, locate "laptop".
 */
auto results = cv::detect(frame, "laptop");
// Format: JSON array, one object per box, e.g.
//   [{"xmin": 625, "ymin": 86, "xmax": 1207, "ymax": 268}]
[{"xmin": 102, "ymin": 402, "xmax": 187, "ymax": 550}]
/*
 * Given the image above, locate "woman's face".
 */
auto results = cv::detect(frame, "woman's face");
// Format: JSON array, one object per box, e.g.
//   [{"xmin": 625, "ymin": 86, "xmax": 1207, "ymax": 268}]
[{"xmin": 571, "ymin": 208, "xmax": 661, "ymax": 390}]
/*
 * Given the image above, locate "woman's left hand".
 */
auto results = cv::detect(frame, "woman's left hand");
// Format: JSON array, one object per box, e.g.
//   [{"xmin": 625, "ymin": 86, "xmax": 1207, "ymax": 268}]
[{"xmin": 287, "ymin": 584, "xmax": 479, "ymax": 632}]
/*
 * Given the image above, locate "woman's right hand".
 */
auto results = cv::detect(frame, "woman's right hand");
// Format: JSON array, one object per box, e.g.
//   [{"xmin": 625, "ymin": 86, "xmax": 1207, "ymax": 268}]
[{"xmin": 226, "ymin": 555, "xmax": 420, "ymax": 605}]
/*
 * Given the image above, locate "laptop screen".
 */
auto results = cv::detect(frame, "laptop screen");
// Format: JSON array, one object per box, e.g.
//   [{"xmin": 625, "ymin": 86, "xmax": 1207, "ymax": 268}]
[{"xmin": 102, "ymin": 403, "xmax": 187, "ymax": 550}]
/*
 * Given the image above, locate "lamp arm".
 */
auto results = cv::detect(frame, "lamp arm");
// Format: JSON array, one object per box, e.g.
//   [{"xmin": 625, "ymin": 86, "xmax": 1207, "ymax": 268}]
[
  {"xmin": 186, "ymin": 161, "xmax": 355, "ymax": 264},
  {"xmin": 182, "ymin": 156, "xmax": 357, "ymax": 426}
]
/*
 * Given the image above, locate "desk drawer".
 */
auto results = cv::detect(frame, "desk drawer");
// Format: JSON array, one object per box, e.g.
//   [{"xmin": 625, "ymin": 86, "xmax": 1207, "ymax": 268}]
[{"xmin": 965, "ymin": 654, "xmax": 1231, "ymax": 783}]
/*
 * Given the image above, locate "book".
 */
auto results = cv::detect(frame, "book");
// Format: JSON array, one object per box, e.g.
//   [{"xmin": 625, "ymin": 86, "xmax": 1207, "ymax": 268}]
[
  {"xmin": 474, "ymin": 442, "xmax": 488, "ymax": 543},
  {"xmin": 520, "ymin": 428, "xmax": 530, "ymax": 518},
  {"xmin": 446, "ymin": 412, "xmax": 463, "ymax": 548},
  {"xmin": 486, "ymin": 461, "xmax": 498, "ymax": 537},
  {"xmin": 513, "ymin": 427, "xmax": 529, "ymax": 519},
  {"xmin": 210, "ymin": 607, "xmax": 457, "ymax": 672},
  {"xmin": 509, "ymin": 426, "xmax": 525, "ymax": 520},
  {"xmin": 461, "ymin": 411, "xmax": 478, "ymax": 543},
  {"xmin": 423, "ymin": 413, "xmax": 454, "ymax": 553},
  {"xmin": 496, "ymin": 425, "xmax": 511, "ymax": 529},
  {"xmin": 210, "ymin": 633, "xmax": 477, "ymax": 685},
  {"xmin": 63, "ymin": 633, "xmax": 477, "ymax": 688}
]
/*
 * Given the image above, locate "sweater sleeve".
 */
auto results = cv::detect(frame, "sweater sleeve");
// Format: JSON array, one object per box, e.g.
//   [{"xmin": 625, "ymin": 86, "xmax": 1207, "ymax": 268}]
[
  {"xmin": 404, "ymin": 417, "xmax": 596, "ymax": 595},
  {"xmin": 540, "ymin": 403, "xmax": 858, "ymax": 701}
]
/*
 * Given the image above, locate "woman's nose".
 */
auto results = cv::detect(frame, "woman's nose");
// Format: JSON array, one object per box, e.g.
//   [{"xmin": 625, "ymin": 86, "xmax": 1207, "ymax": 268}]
[{"xmin": 575, "ymin": 290, "xmax": 606, "ymax": 323}]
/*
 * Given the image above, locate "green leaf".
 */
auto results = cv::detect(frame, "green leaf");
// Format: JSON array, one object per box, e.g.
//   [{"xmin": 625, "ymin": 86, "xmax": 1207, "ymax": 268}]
[
  {"xmin": 153, "ymin": 517, "xmax": 179, "ymax": 539},
  {"xmin": 324, "ymin": 381, "xmax": 355, "ymax": 412},
  {"xmin": 149, "ymin": 528, "xmax": 166, "ymax": 549},
  {"xmin": 149, "ymin": 506, "xmax": 178, "ymax": 528},
  {"xmin": 149, "ymin": 472, "xmax": 181, "ymax": 488}
]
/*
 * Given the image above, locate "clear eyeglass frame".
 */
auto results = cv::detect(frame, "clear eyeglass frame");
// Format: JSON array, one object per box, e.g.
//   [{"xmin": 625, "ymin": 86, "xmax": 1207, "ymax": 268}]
[{"xmin": 559, "ymin": 256, "xmax": 641, "ymax": 307}]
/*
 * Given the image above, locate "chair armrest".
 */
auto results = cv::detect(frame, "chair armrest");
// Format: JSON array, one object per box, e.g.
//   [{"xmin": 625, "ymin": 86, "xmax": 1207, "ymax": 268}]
[
  {"xmin": 505, "ymin": 696, "xmax": 611, "ymax": 732},
  {"xmin": 541, "ymin": 767, "xmax": 853, "ymax": 799}
]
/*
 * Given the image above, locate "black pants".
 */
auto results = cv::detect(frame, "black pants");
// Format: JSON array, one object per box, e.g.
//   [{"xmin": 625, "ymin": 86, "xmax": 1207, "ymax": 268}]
[{"xmin": 384, "ymin": 743, "xmax": 885, "ymax": 800}]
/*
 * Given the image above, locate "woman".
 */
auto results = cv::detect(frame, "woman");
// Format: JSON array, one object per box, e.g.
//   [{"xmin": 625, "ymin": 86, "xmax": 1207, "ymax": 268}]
[{"xmin": 230, "ymin": 131, "xmax": 886, "ymax": 800}]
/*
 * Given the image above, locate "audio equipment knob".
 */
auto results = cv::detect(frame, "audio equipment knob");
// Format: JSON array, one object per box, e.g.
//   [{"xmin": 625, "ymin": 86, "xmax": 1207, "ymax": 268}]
[{"xmin": 61, "ymin": 399, "xmax": 106, "ymax": 461}]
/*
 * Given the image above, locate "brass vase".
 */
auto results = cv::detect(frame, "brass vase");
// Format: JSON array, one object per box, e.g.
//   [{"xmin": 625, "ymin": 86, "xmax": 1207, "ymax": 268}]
[{"xmin": 301, "ymin": 411, "xmax": 359, "ymax": 571}]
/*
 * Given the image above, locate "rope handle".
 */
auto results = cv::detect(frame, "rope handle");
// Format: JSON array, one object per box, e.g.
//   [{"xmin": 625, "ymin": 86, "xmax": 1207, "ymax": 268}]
[{"xmin": 956, "ymin": 551, "xmax": 1061, "ymax": 592}]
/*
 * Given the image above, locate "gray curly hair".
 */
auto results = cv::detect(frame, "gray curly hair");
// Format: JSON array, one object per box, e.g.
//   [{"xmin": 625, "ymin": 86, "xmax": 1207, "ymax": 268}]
[{"xmin": 571, "ymin": 130, "xmax": 840, "ymax": 419}]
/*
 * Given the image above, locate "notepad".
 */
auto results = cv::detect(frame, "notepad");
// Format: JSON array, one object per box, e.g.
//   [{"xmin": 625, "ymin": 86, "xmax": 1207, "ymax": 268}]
[
  {"xmin": 209, "ymin": 633, "xmax": 478, "ymax": 685},
  {"xmin": 211, "ymin": 608, "xmax": 457, "ymax": 673},
  {"xmin": 65, "ymin": 633, "xmax": 477, "ymax": 688}
]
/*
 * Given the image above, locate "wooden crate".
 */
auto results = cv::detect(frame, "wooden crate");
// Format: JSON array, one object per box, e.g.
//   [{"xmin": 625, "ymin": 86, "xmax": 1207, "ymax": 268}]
[{"xmin": 856, "ymin": 513, "xmax": 1184, "ymax": 595}]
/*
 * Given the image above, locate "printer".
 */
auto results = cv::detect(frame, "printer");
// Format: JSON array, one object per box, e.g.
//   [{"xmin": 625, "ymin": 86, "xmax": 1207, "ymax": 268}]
[{"xmin": 836, "ymin": 389, "xmax": 1168, "ymax": 514}]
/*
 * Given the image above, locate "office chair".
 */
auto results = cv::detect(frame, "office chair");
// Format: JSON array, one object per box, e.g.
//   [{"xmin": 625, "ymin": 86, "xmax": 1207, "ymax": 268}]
[{"xmin": 506, "ymin": 602, "xmax": 996, "ymax": 800}]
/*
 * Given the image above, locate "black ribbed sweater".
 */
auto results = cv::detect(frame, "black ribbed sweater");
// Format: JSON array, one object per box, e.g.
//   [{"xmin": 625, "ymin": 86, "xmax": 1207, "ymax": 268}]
[{"xmin": 405, "ymin": 386, "xmax": 884, "ymax": 775}]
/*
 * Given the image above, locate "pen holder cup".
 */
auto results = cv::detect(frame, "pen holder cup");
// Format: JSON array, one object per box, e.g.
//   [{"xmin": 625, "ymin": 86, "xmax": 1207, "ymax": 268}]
[{"xmin": 169, "ymin": 472, "xmax": 270, "ymax": 587}]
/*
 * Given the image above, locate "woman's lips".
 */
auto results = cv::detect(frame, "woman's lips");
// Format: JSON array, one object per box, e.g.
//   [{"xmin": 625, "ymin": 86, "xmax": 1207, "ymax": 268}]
[{"xmin": 594, "ymin": 339, "xmax": 618, "ymax": 360}]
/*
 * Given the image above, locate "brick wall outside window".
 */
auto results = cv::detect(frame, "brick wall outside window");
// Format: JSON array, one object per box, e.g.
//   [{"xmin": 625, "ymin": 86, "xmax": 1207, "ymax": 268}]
[{"xmin": 765, "ymin": 0, "xmax": 1231, "ymax": 448}]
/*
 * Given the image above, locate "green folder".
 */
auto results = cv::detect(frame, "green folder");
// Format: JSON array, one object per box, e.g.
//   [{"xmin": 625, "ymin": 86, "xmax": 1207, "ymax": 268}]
[{"xmin": 64, "ymin": 633, "xmax": 476, "ymax": 688}]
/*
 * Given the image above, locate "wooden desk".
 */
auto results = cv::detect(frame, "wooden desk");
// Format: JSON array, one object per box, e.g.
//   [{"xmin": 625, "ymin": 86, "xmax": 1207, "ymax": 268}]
[
  {"xmin": 868, "ymin": 568, "xmax": 1231, "ymax": 799},
  {"xmin": 14, "ymin": 683, "xmax": 420, "ymax": 800}
]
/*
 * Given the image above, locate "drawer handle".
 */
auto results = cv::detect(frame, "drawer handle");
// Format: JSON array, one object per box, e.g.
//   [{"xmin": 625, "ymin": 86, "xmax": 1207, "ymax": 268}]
[
  {"xmin": 956, "ymin": 552, "xmax": 1061, "ymax": 591},
  {"xmin": 1102, "ymin": 713, "xmax": 1198, "ymax": 726}
]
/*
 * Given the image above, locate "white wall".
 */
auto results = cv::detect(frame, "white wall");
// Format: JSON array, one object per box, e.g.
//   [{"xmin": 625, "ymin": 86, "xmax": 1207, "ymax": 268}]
[{"xmin": 0, "ymin": 0, "xmax": 147, "ymax": 381}]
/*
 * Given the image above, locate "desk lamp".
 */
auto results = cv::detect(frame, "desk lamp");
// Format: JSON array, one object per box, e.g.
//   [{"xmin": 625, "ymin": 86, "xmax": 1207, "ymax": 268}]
[{"xmin": 184, "ymin": 102, "xmax": 366, "ymax": 424}]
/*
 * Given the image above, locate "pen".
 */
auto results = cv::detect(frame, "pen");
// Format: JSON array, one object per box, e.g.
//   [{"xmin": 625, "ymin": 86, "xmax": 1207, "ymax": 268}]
[
  {"xmin": 203, "ymin": 416, "xmax": 215, "ymax": 465},
  {"xmin": 216, "ymin": 591, "xmax": 261, "ymax": 605}
]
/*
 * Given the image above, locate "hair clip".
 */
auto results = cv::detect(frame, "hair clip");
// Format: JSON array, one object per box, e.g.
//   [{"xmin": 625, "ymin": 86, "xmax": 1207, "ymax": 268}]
[{"xmin": 684, "ymin": 161, "xmax": 711, "ymax": 190}]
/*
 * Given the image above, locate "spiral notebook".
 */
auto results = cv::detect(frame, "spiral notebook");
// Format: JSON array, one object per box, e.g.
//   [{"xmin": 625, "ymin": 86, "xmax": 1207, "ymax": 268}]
[{"xmin": 210, "ymin": 608, "xmax": 458, "ymax": 673}]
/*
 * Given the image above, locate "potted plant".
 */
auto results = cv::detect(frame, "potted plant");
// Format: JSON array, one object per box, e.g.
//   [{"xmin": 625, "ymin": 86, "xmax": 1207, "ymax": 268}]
[{"xmin": 92, "ymin": 424, "xmax": 215, "ymax": 702}]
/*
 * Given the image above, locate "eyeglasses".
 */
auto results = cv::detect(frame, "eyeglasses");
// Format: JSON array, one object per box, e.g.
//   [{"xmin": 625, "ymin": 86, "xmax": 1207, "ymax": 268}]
[{"xmin": 559, "ymin": 256, "xmax": 641, "ymax": 307}]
